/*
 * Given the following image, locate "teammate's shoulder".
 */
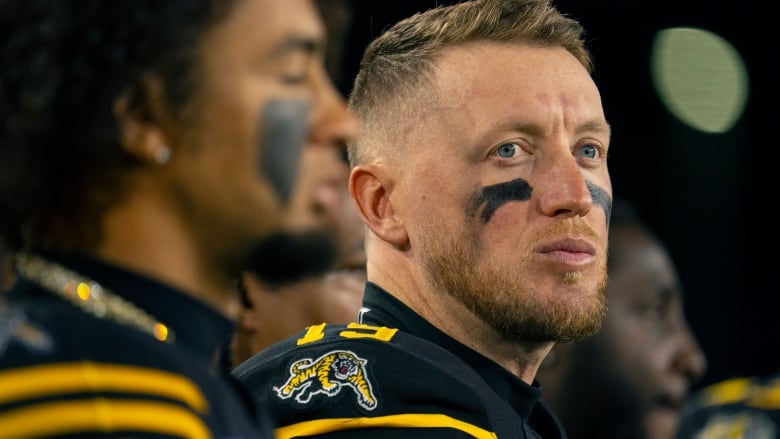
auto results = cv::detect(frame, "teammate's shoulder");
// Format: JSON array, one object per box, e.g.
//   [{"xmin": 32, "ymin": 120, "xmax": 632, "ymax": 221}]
[
  {"xmin": 0, "ymin": 300, "xmax": 57, "ymax": 365},
  {"xmin": 677, "ymin": 374, "xmax": 780, "ymax": 438},
  {"xmin": 691, "ymin": 374, "xmax": 780, "ymax": 410},
  {"xmin": 0, "ymin": 294, "xmax": 203, "ymax": 377},
  {"xmin": 0, "ymin": 355, "xmax": 240, "ymax": 438}
]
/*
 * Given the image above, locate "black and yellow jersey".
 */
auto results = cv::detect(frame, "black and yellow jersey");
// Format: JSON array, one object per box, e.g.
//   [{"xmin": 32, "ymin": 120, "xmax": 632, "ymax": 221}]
[
  {"xmin": 232, "ymin": 282, "xmax": 566, "ymax": 439},
  {"xmin": 0, "ymin": 252, "xmax": 270, "ymax": 438},
  {"xmin": 676, "ymin": 373, "xmax": 780, "ymax": 438}
]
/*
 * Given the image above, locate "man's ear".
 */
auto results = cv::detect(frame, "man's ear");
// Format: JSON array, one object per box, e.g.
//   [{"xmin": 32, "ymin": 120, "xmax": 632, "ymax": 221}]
[
  {"xmin": 349, "ymin": 164, "xmax": 408, "ymax": 248},
  {"xmin": 113, "ymin": 74, "xmax": 174, "ymax": 165},
  {"xmin": 236, "ymin": 273, "xmax": 264, "ymax": 331}
]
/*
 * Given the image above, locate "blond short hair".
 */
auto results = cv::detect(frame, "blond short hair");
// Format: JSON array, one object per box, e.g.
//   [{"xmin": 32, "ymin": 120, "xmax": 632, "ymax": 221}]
[{"xmin": 348, "ymin": 0, "xmax": 592, "ymax": 165}]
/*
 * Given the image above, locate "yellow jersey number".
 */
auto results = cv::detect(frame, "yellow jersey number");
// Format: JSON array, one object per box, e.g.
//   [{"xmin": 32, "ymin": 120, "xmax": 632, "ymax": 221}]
[{"xmin": 296, "ymin": 323, "xmax": 398, "ymax": 346}]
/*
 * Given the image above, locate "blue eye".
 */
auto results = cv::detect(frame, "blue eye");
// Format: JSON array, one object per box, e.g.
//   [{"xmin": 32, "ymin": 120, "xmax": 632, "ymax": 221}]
[
  {"xmin": 497, "ymin": 143, "xmax": 518, "ymax": 158},
  {"xmin": 578, "ymin": 143, "xmax": 599, "ymax": 159}
]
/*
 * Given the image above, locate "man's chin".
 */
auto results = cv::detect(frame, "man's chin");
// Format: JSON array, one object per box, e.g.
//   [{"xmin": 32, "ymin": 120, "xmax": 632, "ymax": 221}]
[
  {"xmin": 244, "ymin": 228, "xmax": 338, "ymax": 288},
  {"xmin": 643, "ymin": 406, "xmax": 681, "ymax": 439}
]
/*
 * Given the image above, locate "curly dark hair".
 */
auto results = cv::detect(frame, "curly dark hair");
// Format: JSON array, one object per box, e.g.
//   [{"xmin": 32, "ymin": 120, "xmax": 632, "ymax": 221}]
[{"xmin": 0, "ymin": 0, "xmax": 240, "ymax": 252}]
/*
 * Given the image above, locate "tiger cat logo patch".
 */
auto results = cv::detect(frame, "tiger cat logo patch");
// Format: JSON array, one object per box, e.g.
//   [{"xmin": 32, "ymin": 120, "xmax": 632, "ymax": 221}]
[{"xmin": 273, "ymin": 350, "xmax": 378, "ymax": 410}]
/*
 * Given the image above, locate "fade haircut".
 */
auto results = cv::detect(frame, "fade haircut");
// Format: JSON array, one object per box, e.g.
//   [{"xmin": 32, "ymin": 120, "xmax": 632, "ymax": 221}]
[
  {"xmin": 0, "ymin": 0, "xmax": 240, "ymax": 252},
  {"xmin": 347, "ymin": 0, "xmax": 592, "ymax": 166}
]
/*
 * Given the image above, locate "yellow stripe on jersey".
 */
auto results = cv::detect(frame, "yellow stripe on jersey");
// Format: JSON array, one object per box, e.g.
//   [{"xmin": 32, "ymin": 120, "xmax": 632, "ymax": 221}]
[
  {"xmin": 0, "ymin": 362, "xmax": 207, "ymax": 412},
  {"xmin": 0, "ymin": 399, "xmax": 211, "ymax": 439},
  {"xmin": 698, "ymin": 377, "xmax": 751, "ymax": 406},
  {"xmin": 747, "ymin": 378, "xmax": 780, "ymax": 409},
  {"xmin": 275, "ymin": 413, "xmax": 498, "ymax": 439}
]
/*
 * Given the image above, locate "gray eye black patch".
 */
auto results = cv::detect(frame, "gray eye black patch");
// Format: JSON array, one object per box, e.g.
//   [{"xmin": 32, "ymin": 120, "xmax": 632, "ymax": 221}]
[
  {"xmin": 586, "ymin": 180, "xmax": 612, "ymax": 226},
  {"xmin": 258, "ymin": 99, "xmax": 311, "ymax": 203}
]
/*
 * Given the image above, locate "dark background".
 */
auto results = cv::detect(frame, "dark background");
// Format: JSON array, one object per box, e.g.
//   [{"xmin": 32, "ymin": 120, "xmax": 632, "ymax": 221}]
[{"xmin": 337, "ymin": 1, "xmax": 777, "ymax": 390}]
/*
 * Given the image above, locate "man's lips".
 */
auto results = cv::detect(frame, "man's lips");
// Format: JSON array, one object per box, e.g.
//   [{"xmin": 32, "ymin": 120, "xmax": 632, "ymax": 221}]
[
  {"xmin": 653, "ymin": 393, "xmax": 685, "ymax": 412},
  {"xmin": 535, "ymin": 238, "xmax": 597, "ymax": 267}
]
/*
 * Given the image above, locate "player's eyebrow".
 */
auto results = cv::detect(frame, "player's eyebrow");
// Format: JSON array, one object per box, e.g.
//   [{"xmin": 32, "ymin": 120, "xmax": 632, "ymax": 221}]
[{"xmin": 269, "ymin": 35, "xmax": 324, "ymax": 59}]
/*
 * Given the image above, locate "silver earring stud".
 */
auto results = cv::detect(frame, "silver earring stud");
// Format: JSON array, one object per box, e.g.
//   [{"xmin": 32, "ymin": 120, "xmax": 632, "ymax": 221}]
[{"xmin": 154, "ymin": 145, "xmax": 171, "ymax": 165}]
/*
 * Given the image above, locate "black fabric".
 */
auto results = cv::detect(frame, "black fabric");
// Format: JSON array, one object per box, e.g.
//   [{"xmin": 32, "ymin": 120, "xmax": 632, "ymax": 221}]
[
  {"xmin": 0, "ymin": 252, "xmax": 270, "ymax": 438},
  {"xmin": 233, "ymin": 282, "xmax": 567, "ymax": 438}
]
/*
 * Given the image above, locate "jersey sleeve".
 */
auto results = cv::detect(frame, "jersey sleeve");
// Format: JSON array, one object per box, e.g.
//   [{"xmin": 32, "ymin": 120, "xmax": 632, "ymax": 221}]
[{"xmin": 0, "ymin": 359, "xmax": 215, "ymax": 438}]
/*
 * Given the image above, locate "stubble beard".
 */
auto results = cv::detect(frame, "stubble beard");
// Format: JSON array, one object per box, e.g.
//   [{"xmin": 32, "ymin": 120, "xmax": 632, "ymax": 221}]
[{"xmin": 420, "ymin": 221, "xmax": 608, "ymax": 343}]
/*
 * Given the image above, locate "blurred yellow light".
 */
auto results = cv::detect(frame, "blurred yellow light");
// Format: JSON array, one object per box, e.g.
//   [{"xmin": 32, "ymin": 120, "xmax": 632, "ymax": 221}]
[
  {"xmin": 651, "ymin": 27, "xmax": 749, "ymax": 133},
  {"xmin": 154, "ymin": 324, "xmax": 169, "ymax": 342},
  {"xmin": 77, "ymin": 283, "xmax": 91, "ymax": 301}
]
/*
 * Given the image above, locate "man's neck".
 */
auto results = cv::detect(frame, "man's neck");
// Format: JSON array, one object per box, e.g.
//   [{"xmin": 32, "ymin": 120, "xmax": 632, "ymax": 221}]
[
  {"xmin": 369, "ymin": 261, "xmax": 552, "ymax": 384},
  {"xmin": 96, "ymin": 193, "xmax": 239, "ymax": 319}
]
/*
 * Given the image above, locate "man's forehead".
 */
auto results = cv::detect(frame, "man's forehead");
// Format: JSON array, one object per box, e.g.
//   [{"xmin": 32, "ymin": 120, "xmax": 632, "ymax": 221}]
[{"xmin": 226, "ymin": 0, "xmax": 326, "ymax": 50}]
